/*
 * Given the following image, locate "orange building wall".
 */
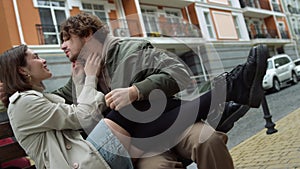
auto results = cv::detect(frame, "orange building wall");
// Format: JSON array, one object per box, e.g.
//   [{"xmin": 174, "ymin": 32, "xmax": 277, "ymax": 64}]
[
  {"xmin": 0, "ymin": 0, "xmax": 19, "ymax": 53},
  {"xmin": 122, "ymin": 0, "xmax": 143, "ymax": 36},
  {"xmin": 70, "ymin": 7, "xmax": 81, "ymax": 16},
  {"xmin": 187, "ymin": 3, "xmax": 200, "ymax": 28},
  {"xmin": 109, "ymin": 10, "xmax": 120, "ymax": 35},
  {"xmin": 17, "ymin": 0, "xmax": 41, "ymax": 45},
  {"xmin": 264, "ymin": 16, "xmax": 278, "ymax": 38},
  {"xmin": 259, "ymin": 0, "xmax": 271, "ymax": 10},
  {"xmin": 181, "ymin": 8, "xmax": 188, "ymax": 21}
]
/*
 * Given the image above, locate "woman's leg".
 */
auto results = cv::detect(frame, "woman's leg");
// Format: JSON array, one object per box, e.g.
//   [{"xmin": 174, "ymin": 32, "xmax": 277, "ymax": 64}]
[{"xmin": 86, "ymin": 119, "xmax": 134, "ymax": 169}]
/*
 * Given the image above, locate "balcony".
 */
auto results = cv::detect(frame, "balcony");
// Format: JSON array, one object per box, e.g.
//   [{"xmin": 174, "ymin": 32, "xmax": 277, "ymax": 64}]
[
  {"xmin": 143, "ymin": 19, "xmax": 202, "ymax": 38},
  {"xmin": 287, "ymin": 4, "xmax": 300, "ymax": 14},
  {"xmin": 248, "ymin": 28, "xmax": 277, "ymax": 39},
  {"xmin": 240, "ymin": 0, "xmax": 270, "ymax": 10},
  {"xmin": 36, "ymin": 17, "xmax": 202, "ymax": 45},
  {"xmin": 240, "ymin": 0, "xmax": 273, "ymax": 18},
  {"xmin": 248, "ymin": 28, "xmax": 289, "ymax": 40}
]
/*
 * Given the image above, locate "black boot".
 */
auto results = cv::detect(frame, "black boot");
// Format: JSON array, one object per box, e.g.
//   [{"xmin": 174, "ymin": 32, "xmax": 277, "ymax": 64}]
[
  {"xmin": 213, "ymin": 44, "xmax": 269, "ymax": 108},
  {"xmin": 216, "ymin": 101, "xmax": 250, "ymax": 133}
]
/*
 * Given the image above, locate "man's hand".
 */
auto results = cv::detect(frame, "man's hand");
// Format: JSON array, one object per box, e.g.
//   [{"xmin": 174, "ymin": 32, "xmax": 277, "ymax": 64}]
[{"xmin": 105, "ymin": 86, "xmax": 138, "ymax": 111}]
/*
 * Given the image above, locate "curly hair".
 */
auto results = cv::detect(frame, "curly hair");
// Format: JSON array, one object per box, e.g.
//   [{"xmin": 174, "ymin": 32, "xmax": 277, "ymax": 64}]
[{"xmin": 60, "ymin": 12, "xmax": 109, "ymax": 43}]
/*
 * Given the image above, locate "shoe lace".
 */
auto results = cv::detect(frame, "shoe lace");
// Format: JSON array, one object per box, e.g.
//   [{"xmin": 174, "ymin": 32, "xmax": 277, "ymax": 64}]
[{"xmin": 226, "ymin": 65, "xmax": 243, "ymax": 81}]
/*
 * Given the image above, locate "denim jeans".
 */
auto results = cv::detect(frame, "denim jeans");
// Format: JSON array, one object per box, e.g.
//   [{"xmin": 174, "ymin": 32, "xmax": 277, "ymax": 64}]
[{"xmin": 86, "ymin": 120, "xmax": 133, "ymax": 169}]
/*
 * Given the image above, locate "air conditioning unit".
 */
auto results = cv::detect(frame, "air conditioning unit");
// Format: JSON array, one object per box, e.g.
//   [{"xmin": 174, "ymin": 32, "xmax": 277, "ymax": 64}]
[{"xmin": 114, "ymin": 28, "xmax": 130, "ymax": 37}]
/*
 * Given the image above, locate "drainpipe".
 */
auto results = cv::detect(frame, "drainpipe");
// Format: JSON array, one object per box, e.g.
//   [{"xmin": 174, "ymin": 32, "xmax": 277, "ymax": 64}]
[
  {"xmin": 13, "ymin": 0, "xmax": 25, "ymax": 44},
  {"xmin": 134, "ymin": 0, "xmax": 146, "ymax": 37}
]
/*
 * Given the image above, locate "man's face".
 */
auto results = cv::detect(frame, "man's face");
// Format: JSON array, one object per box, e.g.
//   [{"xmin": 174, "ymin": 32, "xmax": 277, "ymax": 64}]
[{"xmin": 61, "ymin": 34, "xmax": 87, "ymax": 63}]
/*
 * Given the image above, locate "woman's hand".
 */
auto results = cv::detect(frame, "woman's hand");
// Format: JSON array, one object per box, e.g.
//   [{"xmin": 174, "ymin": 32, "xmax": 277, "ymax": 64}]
[
  {"xmin": 105, "ymin": 86, "xmax": 138, "ymax": 111},
  {"xmin": 84, "ymin": 53, "xmax": 101, "ymax": 77},
  {"xmin": 72, "ymin": 60, "xmax": 85, "ymax": 85}
]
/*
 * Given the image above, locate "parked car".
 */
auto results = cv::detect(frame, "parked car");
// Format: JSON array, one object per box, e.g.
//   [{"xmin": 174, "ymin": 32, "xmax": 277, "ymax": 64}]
[
  {"xmin": 262, "ymin": 54, "xmax": 298, "ymax": 92},
  {"xmin": 294, "ymin": 58, "xmax": 300, "ymax": 79}
]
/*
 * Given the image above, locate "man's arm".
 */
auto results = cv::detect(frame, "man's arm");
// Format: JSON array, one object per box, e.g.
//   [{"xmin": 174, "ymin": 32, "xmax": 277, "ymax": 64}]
[{"xmin": 51, "ymin": 77, "xmax": 74, "ymax": 104}]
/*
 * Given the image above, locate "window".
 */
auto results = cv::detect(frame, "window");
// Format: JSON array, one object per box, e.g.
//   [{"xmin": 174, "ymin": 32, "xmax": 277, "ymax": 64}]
[
  {"xmin": 253, "ymin": 21, "xmax": 261, "ymax": 34},
  {"xmin": 204, "ymin": 12, "xmax": 215, "ymax": 38},
  {"xmin": 141, "ymin": 8, "xmax": 159, "ymax": 34},
  {"xmin": 233, "ymin": 16, "xmax": 241, "ymax": 38},
  {"xmin": 82, "ymin": 3, "xmax": 107, "ymax": 24},
  {"xmin": 37, "ymin": 0, "xmax": 67, "ymax": 44},
  {"xmin": 165, "ymin": 10, "xmax": 184, "ymax": 36}
]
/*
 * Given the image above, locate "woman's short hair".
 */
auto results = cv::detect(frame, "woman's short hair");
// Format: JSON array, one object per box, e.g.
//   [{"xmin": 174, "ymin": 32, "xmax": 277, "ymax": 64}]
[
  {"xmin": 60, "ymin": 12, "xmax": 109, "ymax": 43},
  {"xmin": 0, "ymin": 44, "xmax": 31, "ymax": 107}
]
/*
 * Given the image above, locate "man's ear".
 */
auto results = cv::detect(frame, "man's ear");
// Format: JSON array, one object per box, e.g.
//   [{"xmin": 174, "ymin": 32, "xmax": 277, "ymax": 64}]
[
  {"xmin": 18, "ymin": 67, "xmax": 29, "ymax": 76},
  {"xmin": 84, "ymin": 30, "xmax": 94, "ymax": 42}
]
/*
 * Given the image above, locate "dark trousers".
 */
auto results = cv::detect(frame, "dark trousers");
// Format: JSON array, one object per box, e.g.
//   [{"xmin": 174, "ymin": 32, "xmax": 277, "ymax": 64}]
[{"xmin": 105, "ymin": 91, "xmax": 212, "ymax": 150}]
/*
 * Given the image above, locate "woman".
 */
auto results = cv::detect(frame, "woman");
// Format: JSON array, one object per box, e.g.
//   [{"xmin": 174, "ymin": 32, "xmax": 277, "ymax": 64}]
[{"xmin": 0, "ymin": 45, "xmax": 133, "ymax": 169}]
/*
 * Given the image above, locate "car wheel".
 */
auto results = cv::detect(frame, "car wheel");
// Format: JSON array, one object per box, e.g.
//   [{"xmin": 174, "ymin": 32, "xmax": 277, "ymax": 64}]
[
  {"xmin": 272, "ymin": 78, "xmax": 280, "ymax": 92},
  {"xmin": 291, "ymin": 72, "xmax": 298, "ymax": 84}
]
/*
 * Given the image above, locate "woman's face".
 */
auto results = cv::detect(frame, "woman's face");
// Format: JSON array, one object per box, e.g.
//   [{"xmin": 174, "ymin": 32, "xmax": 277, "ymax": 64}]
[{"xmin": 22, "ymin": 49, "xmax": 52, "ymax": 85}]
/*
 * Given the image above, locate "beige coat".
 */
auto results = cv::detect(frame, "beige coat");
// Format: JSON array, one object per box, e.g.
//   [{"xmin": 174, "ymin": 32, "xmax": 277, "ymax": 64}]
[{"xmin": 8, "ymin": 76, "xmax": 111, "ymax": 169}]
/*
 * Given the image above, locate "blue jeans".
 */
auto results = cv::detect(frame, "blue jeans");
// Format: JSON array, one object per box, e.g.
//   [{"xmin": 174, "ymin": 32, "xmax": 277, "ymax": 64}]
[{"xmin": 86, "ymin": 120, "xmax": 133, "ymax": 169}]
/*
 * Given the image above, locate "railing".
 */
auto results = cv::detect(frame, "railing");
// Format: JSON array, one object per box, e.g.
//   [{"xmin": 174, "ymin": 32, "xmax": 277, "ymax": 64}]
[
  {"xmin": 36, "ymin": 17, "xmax": 202, "ymax": 45},
  {"xmin": 248, "ymin": 28, "xmax": 277, "ymax": 39},
  {"xmin": 240, "ymin": 0, "xmax": 270, "ymax": 11},
  {"xmin": 142, "ymin": 17, "xmax": 202, "ymax": 38},
  {"xmin": 248, "ymin": 28, "xmax": 289, "ymax": 39},
  {"xmin": 280, "ymin": 30, "xmax": 289, "ymax": 39}
]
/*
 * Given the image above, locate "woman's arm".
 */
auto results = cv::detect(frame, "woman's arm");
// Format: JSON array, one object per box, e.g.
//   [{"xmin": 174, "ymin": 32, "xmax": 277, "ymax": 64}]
[{"xmin": 9, "ymin": 53, "xmax": 106, "ymax": 135}]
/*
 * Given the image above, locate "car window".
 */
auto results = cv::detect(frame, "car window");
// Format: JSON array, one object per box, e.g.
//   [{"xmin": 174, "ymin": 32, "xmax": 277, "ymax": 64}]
[
  {"xmin": 295, "ymin": 60, "xmax": 300, "ymax": 66},
  {"xmin": 274, "ymin": 58, "xmax": 283, "ymax": 66},
  {"xmin": 267, "ymin": 60, "xmax": 273, "ymax": 69},
  {"xmin": 282, "ymin": 57, "xmax": 290, "ymax": 65}
]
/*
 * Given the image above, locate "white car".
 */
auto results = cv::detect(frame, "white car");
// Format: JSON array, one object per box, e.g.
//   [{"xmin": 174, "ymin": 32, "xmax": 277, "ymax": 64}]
[
  {"xmin": 294, "ymin": 58, "xmax": 300, "ymax": 79},
  {"xmin": 262, "ymin": 54, "xmax": 298, "ymax": 92}
]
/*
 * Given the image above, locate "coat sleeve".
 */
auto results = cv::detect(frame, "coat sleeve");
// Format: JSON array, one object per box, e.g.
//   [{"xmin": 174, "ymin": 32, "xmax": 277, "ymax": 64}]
[
  {"xmin": 9, "ymin": 76, "xmax": 106, "ymax": 135},
  {"xmin": 131, "ymin": 47, "xmax": 192, "ymax": 100},
  {"xmin": 51, "ymin": 77, "xmax": 74, "ymax": 104}
]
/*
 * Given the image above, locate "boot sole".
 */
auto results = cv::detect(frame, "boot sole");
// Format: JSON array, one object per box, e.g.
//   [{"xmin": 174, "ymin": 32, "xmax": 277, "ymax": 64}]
[
  {"xmin": 248, "ymin": 44, "xmax": 268, "ymax": 108},
  {"xmin": 216, "ymin": 104, "xmax": 250, "ymax": 133}
]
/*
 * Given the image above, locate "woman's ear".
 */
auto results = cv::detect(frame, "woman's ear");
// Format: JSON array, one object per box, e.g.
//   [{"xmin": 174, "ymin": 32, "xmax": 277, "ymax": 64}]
[{"xmin": 18, "ymin": 67, "xmax": 29, "ymax": 76}]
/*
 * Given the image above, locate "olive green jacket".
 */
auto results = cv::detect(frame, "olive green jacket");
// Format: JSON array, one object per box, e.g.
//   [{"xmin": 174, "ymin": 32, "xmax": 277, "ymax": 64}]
[{"xmin": 53, "ymin": 38, "xmax": 191, "ymax": 103}]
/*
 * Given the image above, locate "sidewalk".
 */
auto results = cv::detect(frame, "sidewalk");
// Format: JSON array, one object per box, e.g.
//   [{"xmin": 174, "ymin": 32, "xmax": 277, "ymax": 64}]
[{"xmin": 230, "ymin": 108, "xmax": 300, "ymax": 169}]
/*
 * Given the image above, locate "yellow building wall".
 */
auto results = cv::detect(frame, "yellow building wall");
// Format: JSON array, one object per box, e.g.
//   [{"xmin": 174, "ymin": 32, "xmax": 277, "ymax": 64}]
[{"xmin": 0, "ymin": 0, "xmax": 19, "ymax": 53}]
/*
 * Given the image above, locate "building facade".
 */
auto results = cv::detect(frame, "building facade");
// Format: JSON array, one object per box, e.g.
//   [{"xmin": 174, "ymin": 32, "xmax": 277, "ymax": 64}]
[{"xmin": 0, "ymin": 0, "xmax": 297, "ymax": 91}]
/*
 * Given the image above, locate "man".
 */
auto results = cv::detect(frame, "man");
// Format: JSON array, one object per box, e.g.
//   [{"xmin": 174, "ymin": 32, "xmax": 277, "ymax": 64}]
[{"xmin": 1, "ymin": 13, "xmax": 268, "ymax": 169}]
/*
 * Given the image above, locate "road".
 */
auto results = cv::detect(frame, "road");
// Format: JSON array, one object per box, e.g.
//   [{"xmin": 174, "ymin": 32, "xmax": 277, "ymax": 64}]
[
  {"xmin": 188, "ymin": 82, "xmax": 300, "ymax": 169},
  {"xmin": 227, "ymin": 82, "xmax": 300, "ymax": 149}
]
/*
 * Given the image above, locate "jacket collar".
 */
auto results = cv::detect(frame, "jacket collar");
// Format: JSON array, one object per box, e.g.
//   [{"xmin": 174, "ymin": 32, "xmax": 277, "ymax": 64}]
[{"xmin": 9, "ymin": 90, "xmax": 43, "ymax": 104}]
